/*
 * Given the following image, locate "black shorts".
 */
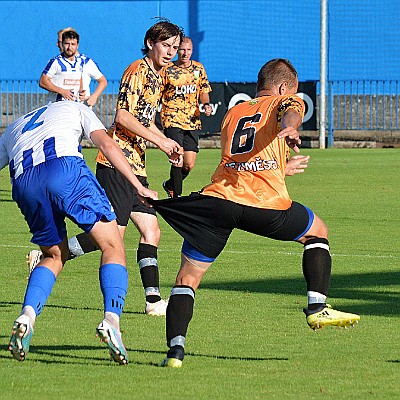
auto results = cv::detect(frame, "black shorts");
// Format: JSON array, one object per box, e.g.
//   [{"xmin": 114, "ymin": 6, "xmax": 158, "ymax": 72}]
[
  {"xmin": 164, "ymin": 127, "xmax": 199, "ymax": 153},
  {"xmin": 96, "ymin": 164, "xmax": 156, "ymax": 226},
  {"xmin": 150, "ymin": 193, "xmax": 313, "ymax": 259}
]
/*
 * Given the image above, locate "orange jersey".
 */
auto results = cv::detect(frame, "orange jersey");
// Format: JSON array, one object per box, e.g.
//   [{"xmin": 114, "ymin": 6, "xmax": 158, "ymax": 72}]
[
  {"xmin": 96, "ymin": 58, "xmax": 162, "ymax": 176},
  {"xmin": 202, "ymin": 94, "xmax": 305, "ymax": 210},
  {"xmin": 160, "ymin": 60, "xmax": 211, "ymax": 130}
]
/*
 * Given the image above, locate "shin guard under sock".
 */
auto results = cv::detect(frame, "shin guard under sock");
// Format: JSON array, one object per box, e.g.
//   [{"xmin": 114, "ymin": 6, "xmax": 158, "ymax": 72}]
[
  {"xmin": 166, "ymin": 285, "xmax": 195, "ymax": 359},
  {"xmin": 23, "ymin": 266, "xmax": 56, "ymax": 316},
  {"xmin": 137, "ymin": 243, "xmax": 161, "ymax": 303},
  {"xmin": 68, "ymin": 233, "xmax": 99, "ymax": 260},
  {"xmin": 170, "ymin": 165, "xmax": 183, "ymax": 197},
  {"xmin": 99, "ymin": 263, "xmax": 128, "ymax": 317},
  {"xmin": 303, "ymin": 238, "xmax": 331, "ymax": 310}
]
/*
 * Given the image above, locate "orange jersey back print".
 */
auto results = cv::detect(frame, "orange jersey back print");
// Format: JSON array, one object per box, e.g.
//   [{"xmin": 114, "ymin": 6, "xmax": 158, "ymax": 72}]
[{"xmin": 202, "ymin": 94, "xmax": 305, "ymax": 209}]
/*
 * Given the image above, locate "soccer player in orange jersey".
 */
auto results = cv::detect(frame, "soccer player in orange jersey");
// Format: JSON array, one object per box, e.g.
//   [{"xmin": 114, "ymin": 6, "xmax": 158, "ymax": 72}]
[
  {"xmin": 160, "ymin": 37, "xmax": 212, "ymax": 198},
  {"xmin": 151, "ymin": 58, "xmax": 360, "ymax": 368}
]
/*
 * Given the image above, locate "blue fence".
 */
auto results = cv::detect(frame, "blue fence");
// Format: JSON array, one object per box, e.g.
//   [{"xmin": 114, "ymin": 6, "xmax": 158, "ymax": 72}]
[
  {"xmin": 328, "ymin": 80, "xmax": 400, "ymax": 131},
  {"xmin": 2, "ymin": 79, "xmax": 400, "ymax": 140}
]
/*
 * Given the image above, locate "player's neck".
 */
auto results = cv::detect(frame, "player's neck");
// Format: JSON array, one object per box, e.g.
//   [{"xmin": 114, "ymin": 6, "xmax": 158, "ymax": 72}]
[
  {"xmin": 62, "ymin": 53, "xmax": 76, "ymax": 62},
  {"xmin": 144, "ymin": 56, "xmax": 160, "ymax": 74},
  {"xmin": 257, "ymin": 89, "xmax": 277, "ymax": 97},
  {"xmin": 176, "ymin": 60, "xmax": 191, "ymax": 68}
]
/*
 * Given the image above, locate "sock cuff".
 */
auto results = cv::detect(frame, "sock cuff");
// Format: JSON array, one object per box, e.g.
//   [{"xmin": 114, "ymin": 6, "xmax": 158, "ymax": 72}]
[
  {"xmin": 139, "ymin": 257, "xmax": 158, "ymax": 269},
  {"xmin": 28, "ymin": 266, "xmax": 56, "ymax": 297},
  {"xmin": 170, "ymin": 285, "xmax": 195, "ymax": 299},
  {"xmin": 304, "ymin": 238, "xmax": 330, "ymax": 252},
  {"xmin": 137, "ymin": 243, "xmax": 158, "ymax": 262},
  {"xmin": 307, "ymin": 291, "xmax": 327, "ymax": 304}
]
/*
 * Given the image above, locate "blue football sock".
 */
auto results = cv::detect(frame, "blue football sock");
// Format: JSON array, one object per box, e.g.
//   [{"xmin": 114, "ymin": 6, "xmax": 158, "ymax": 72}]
[
  {"xmin": 23, "ymin": 266, "xmax": 56, "ymax": 316},
  {"xmin": 99, "ymin": 263, "xmax": 128, "ymax": 317}
]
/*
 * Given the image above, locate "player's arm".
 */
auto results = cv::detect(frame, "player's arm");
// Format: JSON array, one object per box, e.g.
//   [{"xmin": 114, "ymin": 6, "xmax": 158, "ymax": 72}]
[
  {"xmin": 199, "ymin": 92, "xmax": 212, "ymax": 116},
  {"xmin": 85, "ymin": 75, "xmax": 108, "ymax": 107},
  {"xmin": 114, "ymin": 109, "xmax": 182, "ymax": 163},
  {"xmin": 39, "ymin": 74, "xmax": 75, "ymax": 101},
  {"xmin": 278, "ymin": 109, "xmax": 302, "ymax": 153},
  {"xmin": 90, "ymin": 128, "xmax": 158, "ymax": 200}
]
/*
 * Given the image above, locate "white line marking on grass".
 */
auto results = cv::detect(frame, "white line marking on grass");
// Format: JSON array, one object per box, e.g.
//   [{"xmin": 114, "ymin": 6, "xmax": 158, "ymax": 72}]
[{"xmin": 1, "ymin": 244, "xmax": 398, "ymax": 260}]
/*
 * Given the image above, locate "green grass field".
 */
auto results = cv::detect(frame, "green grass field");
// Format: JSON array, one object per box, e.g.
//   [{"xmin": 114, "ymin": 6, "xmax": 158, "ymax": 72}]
[{"xmin": 0, "ymin": 148, "xmax": 399, "ymax": 399}]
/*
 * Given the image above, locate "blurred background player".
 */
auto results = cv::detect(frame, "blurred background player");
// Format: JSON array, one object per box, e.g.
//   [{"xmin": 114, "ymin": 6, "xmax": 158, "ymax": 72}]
[
  {"xmin": 40, "ymin": 30, "xmax": 107, "ymax": 107},
  {"xmin": 29, "ymin": 20, "xmax": 184, "ymax": 317},
  {"xmin": 0, "ymin": 101, "xmax": 158, "ymax": 364},
  {"xmin": 161, "ymin": 36, "xmax": 212, "ymax": 198},
  {"xmin": 56, "ymin": 27, "xmax": 75, "ymax": 51},
  {"xmin": 151, "ymin": 58, "xmax": 360, "ymax": 368}
]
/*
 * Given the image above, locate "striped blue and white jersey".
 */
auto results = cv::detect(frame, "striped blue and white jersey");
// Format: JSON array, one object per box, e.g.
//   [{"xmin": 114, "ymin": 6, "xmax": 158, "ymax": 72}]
[
  {"xmin": 42, "ymin": 53, "xmax": 104, "ymax": 102},
  {"xmin": 0, "ymin": 102, "xmax": 105, "ymax": 179}
]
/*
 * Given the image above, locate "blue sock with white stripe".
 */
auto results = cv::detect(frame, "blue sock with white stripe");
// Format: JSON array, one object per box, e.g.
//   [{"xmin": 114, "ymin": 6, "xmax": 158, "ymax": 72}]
[{"xmin": 99, "ymin": 263, "xmax": 128, "ymax": 317}]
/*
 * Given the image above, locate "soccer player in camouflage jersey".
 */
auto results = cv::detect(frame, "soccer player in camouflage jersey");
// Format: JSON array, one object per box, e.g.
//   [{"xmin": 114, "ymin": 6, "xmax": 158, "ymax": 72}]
[
  {"xmin": 161, "ymin": 37, "xmax": 212, "ymax": 198},
  {"xmin": 76, "ymin": 20, "xmax": 184, "ymax": 316}
]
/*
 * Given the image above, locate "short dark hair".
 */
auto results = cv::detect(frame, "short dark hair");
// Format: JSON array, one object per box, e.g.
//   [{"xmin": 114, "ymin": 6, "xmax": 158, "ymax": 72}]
[
  {"xmin": 141, "ymin": 19, "xmax": 184, "ymax": 55},
  {"xmin": 62, "ymin": 30, "xmax": 79, "ymax": 43},
  {"xmin": 256, "ymin": 58, "xmax": 298, "ymax": 93}
]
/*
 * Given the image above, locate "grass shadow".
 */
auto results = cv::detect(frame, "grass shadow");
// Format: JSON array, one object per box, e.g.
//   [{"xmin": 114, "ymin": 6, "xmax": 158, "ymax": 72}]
[
  {"xmin": 0, "ymin": 300, "xmax": 143, "ymax": 315},
  {"xmin": 201, "ymin": 270, "xmax": 400, "ymax": 316},
  {"xmin": 0, "ymin": 343, "xmax": 287, "ymax": 366}
]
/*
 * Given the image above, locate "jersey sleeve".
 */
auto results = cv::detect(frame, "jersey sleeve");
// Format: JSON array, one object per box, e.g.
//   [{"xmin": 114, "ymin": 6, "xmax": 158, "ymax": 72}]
[
  {"xmin": 83, "ymin": 58, "xmax": 104, "ymax": 80},
  {"xmin": 277, "ymin": 95, "xmax": 305, "ymax": 120},
  {"xmin": 199, "ymin": 64, "xmax": 212, "ymax": 94},
  {"xmin": 116, "ymin": 70, "xmax": 143, "ymax": 113},
  {"xmin": 79, "ymin": 105, "xmax": 106, "ymax": 142},
  {"xmin": 42, "ymin": 58, "xmax": 58, "ymax": 78}
]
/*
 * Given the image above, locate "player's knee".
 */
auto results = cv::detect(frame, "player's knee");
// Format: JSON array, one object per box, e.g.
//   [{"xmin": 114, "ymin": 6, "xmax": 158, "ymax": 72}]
[
  {"xmin": 309, "ymin": 215, "xmax": 329, "ymax": 239},
  {"xmin": 141, "ymin": 230, "xmax": 160, "ymax": 246},
  {"xmin": 183, "ymin": 163, "xmax": 194, "ymax": 173},
  {"xmin": 179, "ymin": 240, "xmax": 214, "ymax": 289},
  {"xmin": 139, "ymin": 220, "xmax": 161, "ymax": 244}
]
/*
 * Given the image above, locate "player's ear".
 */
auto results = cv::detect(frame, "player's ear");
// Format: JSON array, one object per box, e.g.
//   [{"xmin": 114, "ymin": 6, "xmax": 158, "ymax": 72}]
[
  {"xmin": 279, "ymin": 82, "xmax": 288, "ymax": 95},
  {"xmin": 147, "ymin": 39, "xmax": 154, "ymax": 51}
]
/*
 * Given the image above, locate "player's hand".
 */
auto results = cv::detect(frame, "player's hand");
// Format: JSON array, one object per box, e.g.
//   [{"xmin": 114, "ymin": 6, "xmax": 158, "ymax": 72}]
[
  {"xmin": 86, "ymin": 95, "xmax": 99, "ymax": 107},
  {"xmin": 159, "ymin": 138, "xmax": 184, "ymax": 159},
  {"xmin": 278, "ymin": 126, "xmax": 301, "ymax": 153},
  {"xmin": 285, "ymin": 155, "xmax": 310, "ymax": 176},
  {"xmin": 136, "ymin": 187, "xmax": 158, "ymax": 206},
  {"xmin": 79, "ymin": 90, "xmax": 87, "ymax": 102},
  {"xmin": 61, "ymin": 89, "xmax": 76, "ymax": 101},
  {"xmin": 169, "ymin": 152, "xmax": 183, "ymax": 166}
]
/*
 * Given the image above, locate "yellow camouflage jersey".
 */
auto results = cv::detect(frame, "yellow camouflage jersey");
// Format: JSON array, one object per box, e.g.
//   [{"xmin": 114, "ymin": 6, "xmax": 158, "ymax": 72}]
[
  {"xmin": 160, "ymin": 60, "xmax": 211, "ymax": 130},
  {"xmin": 202, "ymin": 94, "xmax": 305, "ymax": 210},
  {"xmin": 96, "ymin": 58, "xmax": 162, "ymax": 177}
]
